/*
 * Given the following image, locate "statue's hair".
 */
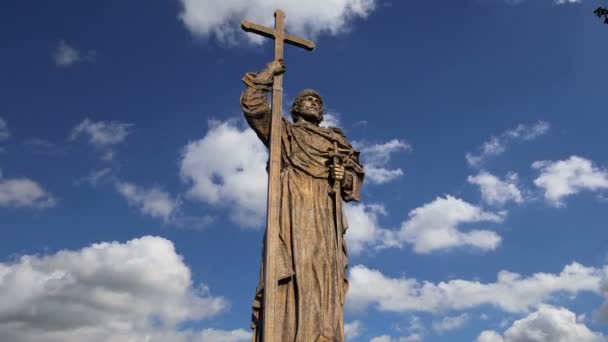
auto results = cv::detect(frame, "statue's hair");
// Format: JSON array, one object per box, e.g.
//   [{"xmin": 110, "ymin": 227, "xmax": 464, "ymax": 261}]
[{"xmin": 290, "ymin": 89, "xmax": 324, "ymax": 124}]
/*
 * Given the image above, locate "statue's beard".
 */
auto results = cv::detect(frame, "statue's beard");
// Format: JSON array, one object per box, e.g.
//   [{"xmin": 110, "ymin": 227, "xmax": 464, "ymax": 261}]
[{"xmin": 296, "ymin": 107, "xmax": 323, "ymax": 124}]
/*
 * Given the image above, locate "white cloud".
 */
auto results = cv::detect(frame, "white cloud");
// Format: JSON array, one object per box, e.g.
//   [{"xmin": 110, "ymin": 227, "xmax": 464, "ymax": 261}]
[
  {"xmin": 53, "ymin": 40, "xmax": 81, "ymax": 66},
  {"xmin": 0, "ymin": 177, "xmax": 55, "ymax": 208},
  {"xmin": 52, "ymin": 40, "xmax": 95, "ymax": 67},
  {"xmin": 468, "ymin": 171, "xmax": 523, "ymax": 206},
  {"xmin": 70, "ymin": 118, "xmax": 132, "ymax": 146},
  {"xmin": 344, "ymin": 203, "xmax": 387, "ymax": 255},
  {"xmin": 554, "ymin": 0, "xmax": 582, "ymax": 4},
  {"xmin": 477, "ymin": 330, "xmax": 506, "ymax": 342},
  {"xmin": 595, "ymin": 271, "xmax": 608, "ymax": 323},
  {"xmin": 78, "ymin": 168, "xmax": 112, "ymax": 187},
  {"xmin": 532, "ymin": 156, "xmax": 608, "ymax": 206},
  {"xmin": 320, "ymin": 112, "xmax": 340, "ymax": 128},
  {"xmin": 23, "ymin": 138, "xmax": 68, "ymax": 157},
  {"xmin": 179, "ymin": 0, "xmax": 377, "ymax": 44},
  {"xmin": 69, "ymin": 119, "xmax": 132, "ymax": 161},
  {"xmin": 476, "ymin": 305, "xmax": 606, "ymax": 342},
  {"xmin": 115, "ymin": 181, "xmax": 179, "ymax": 222},
  {"xmin": 370, "ymin": 335, "xmax": 422, "ymax": 342},
  {"xmin": 180, "ymin": 120, "xmax": 268, "ymax": 228},
  {"xmin": 355, "ymin": 139, "xmax": 411, "ymax": 184},
  {"xmin": 370, "ymin": 317, "xmax": 424, "ymax": 342},
  {"xmin": 433, "ymin": 313, "xmax": 469, "ymax": 332},
  {"xmin": 344, "ymin": 320, "xmax": 363, "ymax": 340},
  {"xmin": 0, "ymin": 236, "xmax": 229, "ymax": 342},
  {"xmin": 466, "ymin": 121, "xmax": 550, "ymax": 167},
  {"xmin": 195, "ymin": 328, "xmax": 251, "ymax": 342},
  {"xmin": 347, "ymin": 262, "xmax": 601, "ymax": 314},
  {"xmin": 396, "ymin": 195, "xmax": 503, "ymax": 253},
  {"xmin": 505, "ymin": 0, "xmax": 581, "ymax": 4},
  {"xmin": 0, "ymin": 117, "xmax": 9, "ymax": 142},
  {"xmin": 346, "ymin": 196, "xmax": 504, "ymax": 255}
]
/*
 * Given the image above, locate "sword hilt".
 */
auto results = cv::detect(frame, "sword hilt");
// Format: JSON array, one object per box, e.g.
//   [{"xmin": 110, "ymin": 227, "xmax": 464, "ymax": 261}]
[{"xmin": 328, "ymin": 141, "xmax": 343, "ymax": 195}]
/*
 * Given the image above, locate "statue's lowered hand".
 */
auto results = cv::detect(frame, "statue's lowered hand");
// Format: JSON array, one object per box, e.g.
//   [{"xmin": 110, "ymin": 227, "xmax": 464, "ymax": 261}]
[{"xmin": 329, "ymin": 164, "xmax": 345, "ymax": 182}]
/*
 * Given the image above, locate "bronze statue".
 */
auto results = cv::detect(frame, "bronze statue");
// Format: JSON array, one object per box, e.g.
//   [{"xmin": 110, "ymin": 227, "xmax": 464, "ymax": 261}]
[
  {"xmin": 241, "ymin": 58, "xmax": 365, "ymax": 342},
  {"xmin": 240, "ymin": 10, "xmax": 364, "ymax": 341}
]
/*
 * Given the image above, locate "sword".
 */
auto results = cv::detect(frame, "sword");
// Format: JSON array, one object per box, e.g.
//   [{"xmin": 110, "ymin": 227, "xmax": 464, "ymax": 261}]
[{"xmin": 329, "ymin": 140, "xmax": 345, "ymax": 305}]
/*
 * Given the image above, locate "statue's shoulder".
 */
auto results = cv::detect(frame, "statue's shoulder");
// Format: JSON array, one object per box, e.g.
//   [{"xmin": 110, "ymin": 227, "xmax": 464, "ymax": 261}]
[
  {"xmin": 328, "ymin": 126, "xmax": 346, "ymax": 138},
  {"xmin": 327, "ymin": 126, "xmax": 357, "ymax": 148}
]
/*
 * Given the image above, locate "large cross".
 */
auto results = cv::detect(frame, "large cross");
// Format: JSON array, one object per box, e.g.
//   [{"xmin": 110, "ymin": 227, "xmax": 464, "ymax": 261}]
[{"xmin": 241, "ymin": 9, "xmax": 315, "ymax": 341}]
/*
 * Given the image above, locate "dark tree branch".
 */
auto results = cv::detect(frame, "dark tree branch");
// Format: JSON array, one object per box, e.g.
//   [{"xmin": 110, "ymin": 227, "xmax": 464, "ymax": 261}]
[{"xmin": 594, "ymin": 7, "xmax": 608, "ymax": 24}]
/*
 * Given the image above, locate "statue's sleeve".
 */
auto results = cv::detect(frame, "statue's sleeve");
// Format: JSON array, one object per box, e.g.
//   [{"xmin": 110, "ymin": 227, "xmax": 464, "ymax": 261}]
[
  {"xmin": 240, "ymin": 72, "xmax": 273, "ymax": 147},
  {"xmin": 341, "ymin": 150, "xmax": 364, "ymax": 202}
]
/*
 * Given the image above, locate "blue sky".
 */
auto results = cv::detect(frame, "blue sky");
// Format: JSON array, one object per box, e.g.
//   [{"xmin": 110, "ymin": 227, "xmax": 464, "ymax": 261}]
[{"xmin": 1, "ymin": 0, "xmax": 608, "ymax": 341}]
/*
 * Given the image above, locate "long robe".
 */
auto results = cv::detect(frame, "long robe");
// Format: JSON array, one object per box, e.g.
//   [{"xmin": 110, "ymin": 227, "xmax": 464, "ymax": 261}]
[{"xmin": 241, "ymin": 73, "xmax": 364, "ymax": 342}]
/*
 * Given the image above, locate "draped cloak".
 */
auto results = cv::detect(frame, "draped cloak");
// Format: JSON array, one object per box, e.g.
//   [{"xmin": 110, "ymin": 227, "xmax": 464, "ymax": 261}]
[{"xmin": 240, "ymin": 73, "xmax": 364, "ymax": 342}]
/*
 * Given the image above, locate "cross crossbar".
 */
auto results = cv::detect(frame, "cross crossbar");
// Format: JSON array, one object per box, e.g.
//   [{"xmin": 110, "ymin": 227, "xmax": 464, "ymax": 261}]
[{"xmin": 241, "ymin": 19, "xmax": 315, "ymax": 50}]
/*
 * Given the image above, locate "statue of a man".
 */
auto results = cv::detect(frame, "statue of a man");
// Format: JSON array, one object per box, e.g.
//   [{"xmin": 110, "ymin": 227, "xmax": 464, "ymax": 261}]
[{"xmin": 240, "ymin": 60, "xmax": 365, "ymax": 342}]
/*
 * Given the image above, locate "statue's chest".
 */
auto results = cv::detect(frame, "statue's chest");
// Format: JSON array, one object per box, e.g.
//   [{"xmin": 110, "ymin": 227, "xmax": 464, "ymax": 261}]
[{"xmin": 291, "ymin": 127, "xmax": 335, "ymax": 153}]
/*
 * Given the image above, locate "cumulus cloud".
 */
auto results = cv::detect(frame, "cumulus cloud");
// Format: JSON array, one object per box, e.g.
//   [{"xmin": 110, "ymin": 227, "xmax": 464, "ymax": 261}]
[
  {"xmin": 466, "ymin": 121, "xmax": 550, "ymax": 167},
  {"xmin": 69, "ymin": 118, "xmax": 132, "ymax": 161},
  {"xmin": 77, "ymin": 168, "xmax": 112, "ymax": 187},
  {"xmin": 595, "ymin": 271, "xmax": 608, "ymax": 323},
  {"xmin": 395, "ymin": 195, "xmax": 503, "ymax": 253},
  {"xmin": 0, "ymin": 117, "xmax": 9, "ymax": 142},
  {"xmin": 554, "ymin": 0, "xmax": 582, "ymax": 4},
  {"xmin": 23, "ymin": 138, "xmax": 68, "ymax": 157},
  {"xmin": 180, "ymin": 120, "xmax": 268, "ymax": 228},
  {"xmin": 532, "ymin": 156, "xmax": 608, "ymax": 206},
  {"xmin": 344, "ymin": 203, "xmax": 387, "ymax": 255},
  {"xmin": 345, "ymin": 196, "xmax": 503, "ymax": 255},
  {"xmin": 0, "ymin": 176, "xmax": 56, "ymax": 208},
  {"xmin": 53, "ymin": 40, "xmax": 80, "ymax": 66},
  {"xmin": 476, "ymin": 305, "xmax": 605, "ymax": 342},
  {"xmin": 0, "ymin": 126, "xmax": 56, "ymax": 207},
  {"xmin": 433, "ymin": 313, "xmax": 469, "ymax": 332},
  {"xmin": 468, "ymin": 171, "xmax": 523, "ymax": 206},
  {"xmin": 179, "ymin": 0, "xmax": 378, "ymax": 44},
  {"xmin": 0, "ymin": 236, "xmax": 229, "ymax": 342},
  {"xmin": 70, "ymin": 119, "xmax": 132, "ymax": 146},
  {"xmin": 344, "ymin": 320, "xmax": 363, "ymax": 339},
  {"xmin": 347, "ymin": 262, "xmax": 601, "ymax": 314},
  {"xmin": 370, "ymin": 317, "xmax": 424, "ymax": 342},
  {"xmin": 504, "ymin": 0, "xmax": 581, "ymax": 5},
  {"xmin": 52, "ymin": 40, "xmax": 95, "ymax": 67},
  {"xmin": 370, "ymin": 334, "xmax": 422, "ymax": 342},
  {"xmin": 320, "ymin": 112, "xmax": 340, "ymax": 128},
  {"xmin": 355, "ymin": 139, "xmax": 412, "ymax": 184},
  {"xmin": 477, "ymin": 330, "xmax": 506, "ymax": 342},
  {"xmin": 115, "ymin": 181, "xmax": 180, "ymax": 222},
  {"xmin": 195, "ymin": 328, "xmax": 251, "ymax": 342}
]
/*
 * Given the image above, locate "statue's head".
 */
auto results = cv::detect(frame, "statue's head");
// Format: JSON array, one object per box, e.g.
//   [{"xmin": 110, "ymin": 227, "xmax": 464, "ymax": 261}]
[{"xmin": 290, "ymin": 89, "xmax": 324, "ymax": 125}]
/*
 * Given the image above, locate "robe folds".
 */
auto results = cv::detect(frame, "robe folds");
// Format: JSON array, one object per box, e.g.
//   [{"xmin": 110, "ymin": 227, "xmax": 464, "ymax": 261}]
[{"xmin": 241, "ymin": 73, "xmax": 364, "ymax": 342}]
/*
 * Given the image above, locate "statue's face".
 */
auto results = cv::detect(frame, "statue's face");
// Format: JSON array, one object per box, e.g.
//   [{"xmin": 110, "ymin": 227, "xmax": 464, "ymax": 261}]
[{"xmin": 296, "ymin": 95, "xmax": 323, "ymax": 123}]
